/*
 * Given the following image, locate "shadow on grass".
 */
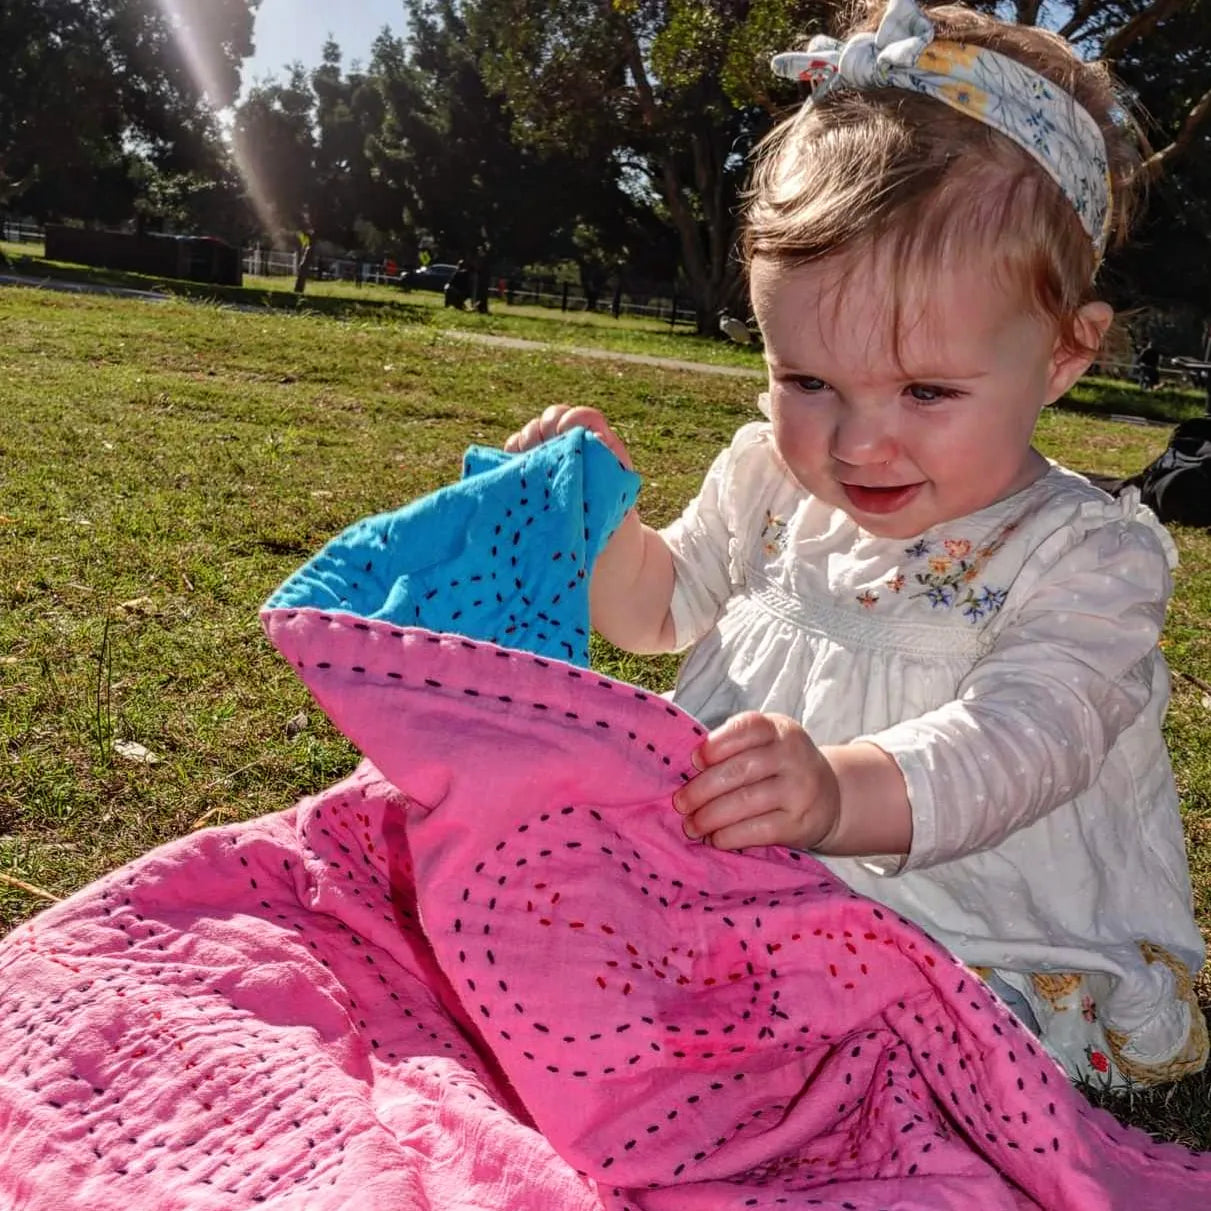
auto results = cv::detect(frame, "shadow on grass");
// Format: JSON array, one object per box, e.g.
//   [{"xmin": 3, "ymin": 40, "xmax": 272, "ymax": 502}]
[
  {"xmin": 1060, "ymin": 376, "xmax": 1208, "ymax": 426},
  {"xmin": 1, "ymin": 252, "xmax": 435, "ymax": 323}
]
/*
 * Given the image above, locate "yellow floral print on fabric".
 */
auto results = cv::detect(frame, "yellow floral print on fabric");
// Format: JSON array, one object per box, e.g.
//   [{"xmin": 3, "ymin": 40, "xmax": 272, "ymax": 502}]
[
  {"xmin": 1104, "ymin": 942, "xmax": 1210, "ymax": 1085},
  {"xmin": 918, "ymin": 40, "xmax": 981, "ymax": 70}
]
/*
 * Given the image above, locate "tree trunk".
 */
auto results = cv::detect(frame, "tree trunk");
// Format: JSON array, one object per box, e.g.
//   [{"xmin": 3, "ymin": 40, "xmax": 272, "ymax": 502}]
[
  {"xmin": 617, "ymin": 19, "xmax": 732, "ymax": 334},
  {"xmin": 293, "ymin": 233, "xmax": 315, "ymax": 294},
  {"xmin": 474, "ymin": 260, "xmax": 491, "ymax": 313}
]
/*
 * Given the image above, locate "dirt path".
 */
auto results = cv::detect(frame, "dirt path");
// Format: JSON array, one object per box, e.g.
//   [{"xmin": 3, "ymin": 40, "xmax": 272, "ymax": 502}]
[{"xmin": 438, "ymin": 328, "xmax": 765, "ymax": 381}]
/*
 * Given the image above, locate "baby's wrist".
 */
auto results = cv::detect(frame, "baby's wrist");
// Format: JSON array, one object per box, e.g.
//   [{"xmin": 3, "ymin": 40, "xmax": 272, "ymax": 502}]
[{"xmin": 812, "ymin": 743, "xmax": 912, "ymax": 858}]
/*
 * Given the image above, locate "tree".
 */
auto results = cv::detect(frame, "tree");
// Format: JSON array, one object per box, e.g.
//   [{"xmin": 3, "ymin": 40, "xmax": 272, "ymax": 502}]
[
  {"xmin": 311, "ymin": 40, "xmax": 398, "ymax": 251},
  {"xmin": 367, "ymin": 2, "xmax": 635, "ymax": 307},
  {"xmin": 230, "ymin": 69, "xmax": 317, "ymax": 236},
  {"xmin": 469, "ymin": 0, "xmax": 832, "ymax": 332},
  {"xmin": 470, "ymin": 0, "xmax": 1211, "ymax": 331},
  {"xmin": 0, "ymin": 0, "xmax": 258, "ymax": 219}
]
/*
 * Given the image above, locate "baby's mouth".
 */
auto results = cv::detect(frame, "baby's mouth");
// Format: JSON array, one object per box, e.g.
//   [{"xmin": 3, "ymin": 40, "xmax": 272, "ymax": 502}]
[{"xmin": 840, "ymin": 482, "xmax": 923, "ymax": 514}]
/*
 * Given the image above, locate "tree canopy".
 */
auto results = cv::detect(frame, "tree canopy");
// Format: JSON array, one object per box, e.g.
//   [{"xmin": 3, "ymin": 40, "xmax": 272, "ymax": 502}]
[
  {"xmin": 2, "ymin": 0, "xmax": 1208, "ymax": 324},
  {"xmin": 0, "ymin": 0, "xmax": 258, "ymax": 218}
]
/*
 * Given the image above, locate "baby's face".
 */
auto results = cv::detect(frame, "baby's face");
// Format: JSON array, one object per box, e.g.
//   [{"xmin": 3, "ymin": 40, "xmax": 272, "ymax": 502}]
[{"xmin": 750, "ymin": 252, "xmax": 1085, "ymax": 540}]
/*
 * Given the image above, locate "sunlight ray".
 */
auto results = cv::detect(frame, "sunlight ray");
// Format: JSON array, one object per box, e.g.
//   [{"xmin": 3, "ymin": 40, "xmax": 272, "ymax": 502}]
[{"xmin": 153, "ymin": 0, "xmax": 279, "ymax": 238}]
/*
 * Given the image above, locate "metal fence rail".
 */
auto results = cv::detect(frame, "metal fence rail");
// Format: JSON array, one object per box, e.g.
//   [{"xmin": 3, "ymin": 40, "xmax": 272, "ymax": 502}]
[
  {"xmin": 1, "ymin": 221, "xmax": 44, "ymax": 245},
  {"xmin": 238, "ymin": 249, "xmax": 699, "ymax": 326}
]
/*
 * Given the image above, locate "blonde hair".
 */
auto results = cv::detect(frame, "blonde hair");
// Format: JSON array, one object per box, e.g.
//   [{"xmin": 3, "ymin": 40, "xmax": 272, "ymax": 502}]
[{"xmin": 744, "ymin": 1, "xmax": 1145, "ymax": 356}]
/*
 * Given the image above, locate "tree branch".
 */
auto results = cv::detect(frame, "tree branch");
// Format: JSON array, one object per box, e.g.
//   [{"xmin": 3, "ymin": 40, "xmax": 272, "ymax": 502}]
[
  {"xmin": 1015, "ymin": 0, "xmax": 1042, "ymax": 28},
  {"xmin": 1139, "ymin": 85, "xmax": 1211, "ymax": 179},
  {"xmin": 1101, "ymin": 0, "xmax": 1190, "ymax": 62},
  {"xmin": 1058, "ymin": 0, "xmax": 1105, "ymax": 42}
]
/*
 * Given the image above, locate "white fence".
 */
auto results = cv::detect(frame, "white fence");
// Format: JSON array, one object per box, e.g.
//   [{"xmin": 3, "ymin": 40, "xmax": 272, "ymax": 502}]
[
  {"xmin": 1, "ymin": 221, "xmax": 44, "ymax": 245},
  {"xmin": 4, "ymin": 224, "xmax": 1206, "ymax": 356}
]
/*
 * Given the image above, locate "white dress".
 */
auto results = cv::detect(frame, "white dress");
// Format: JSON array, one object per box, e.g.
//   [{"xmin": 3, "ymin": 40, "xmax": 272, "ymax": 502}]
[{"xmin": 662, "ymin": 421, "xmax": 1207, "ymax": 1086}]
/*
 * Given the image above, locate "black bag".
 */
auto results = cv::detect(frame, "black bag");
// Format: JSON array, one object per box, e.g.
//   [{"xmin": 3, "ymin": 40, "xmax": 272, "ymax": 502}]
[{"xmin": 1125, "ymin": 418, "xmax": 1211, "ymax": 528}]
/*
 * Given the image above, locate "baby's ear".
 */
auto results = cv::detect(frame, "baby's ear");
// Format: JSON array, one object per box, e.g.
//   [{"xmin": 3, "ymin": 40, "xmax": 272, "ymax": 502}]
[{"xmin": 1045, "ymin": 302, "xmax": 1114, "ymax": 403}]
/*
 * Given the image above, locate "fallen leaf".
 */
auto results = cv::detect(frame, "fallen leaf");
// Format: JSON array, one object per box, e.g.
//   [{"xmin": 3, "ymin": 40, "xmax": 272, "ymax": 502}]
[
  {"xmin": 113, "ymin": 740, "xmax": 160, "ymax": 764},
  {"xmin": 119, "ymin": 596, "xmax": 157, "ymax": 615},
  {"xmin": 285, "ymin": 711, "xmax": 309, "ymax": 740}
]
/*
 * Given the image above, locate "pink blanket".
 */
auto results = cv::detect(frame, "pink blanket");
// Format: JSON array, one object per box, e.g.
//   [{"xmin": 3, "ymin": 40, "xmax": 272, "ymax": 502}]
[{"xmin": 2, "ymin": 612, "xmax": 1209, "ymax": 1209}]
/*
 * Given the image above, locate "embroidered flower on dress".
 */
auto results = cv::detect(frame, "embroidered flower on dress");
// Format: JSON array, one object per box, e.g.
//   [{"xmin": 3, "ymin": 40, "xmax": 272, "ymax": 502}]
[
  {"xmin": 1081, "ymin": 995, "xmax": 1097, "ymax": 1023},
  {"xmin": 761, "ymin": 509, "xmax": 788, "ymax": 556},
  {"xmin": 894, "ymin": 523, "xmax": 1018, "ymax": 624},
  {"xmin": 1086, "ymin": 1046, "xmax": 1110, "ymax": 1074},
  {"xmin": 925, "ymin": 585, "xmax": 954, "ymax": 608},
  {"xmin": 859, "ymin": 522, "xmax": 1018, "ymax": 619}
]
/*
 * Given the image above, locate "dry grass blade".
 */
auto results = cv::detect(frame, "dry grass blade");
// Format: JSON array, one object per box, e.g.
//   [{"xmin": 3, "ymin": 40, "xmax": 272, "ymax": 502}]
[{"xmin": 0, "ymin": 871, "xmax": 60, "ymax": 903}]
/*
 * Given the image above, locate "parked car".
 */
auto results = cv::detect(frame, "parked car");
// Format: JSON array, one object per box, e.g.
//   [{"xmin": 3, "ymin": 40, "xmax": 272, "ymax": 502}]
[
  {"xmin": 1171, "ymin": 355, "xmax": 1211, "ymax": 389},
  {"xmin": 405, "ymin": 263, "xmax": 459, "ymax": 292}
]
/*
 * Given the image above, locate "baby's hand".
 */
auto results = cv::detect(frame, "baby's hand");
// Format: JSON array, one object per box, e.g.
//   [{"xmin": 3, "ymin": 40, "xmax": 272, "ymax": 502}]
[
  {"xmin": 503, "ymin": 404, "xmax": 632, "ymax": 470},
  {"xmin": 672, "ymin": 711, "xmax": 841, "ymax": 852}
]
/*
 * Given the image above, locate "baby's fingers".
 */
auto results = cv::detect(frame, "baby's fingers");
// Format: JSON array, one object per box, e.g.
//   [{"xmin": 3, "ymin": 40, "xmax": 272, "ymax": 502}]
[
  {"xmin": 680, "ymin": 777, "xmax": 783, "ymax": 843},
  {"xmin": 553, "ymin": 407, "xmax": 632, "ymax": 470},
  {"xmin": 503, "ymin": 404, "xmax": 576, "ymax": 453},
  {"xmin": 704, "ymin": 810, "xmax": 797, "ymax": 853},
  {"xmin": 691, "ymin": 711, "xmax": 779, "ymax": 771}
]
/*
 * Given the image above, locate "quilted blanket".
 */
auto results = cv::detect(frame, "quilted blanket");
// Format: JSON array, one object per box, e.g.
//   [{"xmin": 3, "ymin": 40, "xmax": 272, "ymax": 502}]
[{"xmin": 2, "ymin": 431, "xmax": 1210, "ymax": 1209}]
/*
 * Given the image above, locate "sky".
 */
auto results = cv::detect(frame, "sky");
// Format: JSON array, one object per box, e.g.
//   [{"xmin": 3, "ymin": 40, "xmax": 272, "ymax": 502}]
[{"xmin": 240, "ymin": 0, "xmax": 405, "ymax": 93}]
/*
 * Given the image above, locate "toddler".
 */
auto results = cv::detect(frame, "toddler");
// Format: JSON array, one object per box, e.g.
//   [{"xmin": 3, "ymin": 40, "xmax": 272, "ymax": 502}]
[{"xmin": 504, "ymin": 0, "xmax": 1206, "ymax": 1087}]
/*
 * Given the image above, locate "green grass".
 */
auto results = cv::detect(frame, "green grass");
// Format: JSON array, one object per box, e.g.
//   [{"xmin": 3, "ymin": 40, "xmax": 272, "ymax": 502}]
[
  {"xmin": 0, "ymin": 241, "xmax": 768, "ymax": 369},
  {"xmin": 2, "ymin": 279, "xmax": 1211, "ymax": 1147}
]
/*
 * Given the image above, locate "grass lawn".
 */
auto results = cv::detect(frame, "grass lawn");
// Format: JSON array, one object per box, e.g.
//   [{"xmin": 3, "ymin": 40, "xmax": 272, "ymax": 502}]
[
  {"xmin": 2, "ymin": 280, "xmax": 1211, "ymax": 1147},
  {"xmin": 0, "ymin": 241, "xmax": 767, "ymax": 369}
]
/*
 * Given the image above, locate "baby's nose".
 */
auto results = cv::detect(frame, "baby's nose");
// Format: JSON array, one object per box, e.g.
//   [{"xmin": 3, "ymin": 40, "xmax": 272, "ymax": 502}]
[{"xmin": 830, "ymin": 405, "xmax": 899, "ymax": 465}]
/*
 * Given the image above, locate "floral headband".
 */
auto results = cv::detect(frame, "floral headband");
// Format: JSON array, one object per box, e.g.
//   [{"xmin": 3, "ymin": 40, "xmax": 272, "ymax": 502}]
[{"xmin": 770, "ymin": 0, "xmax": 1112, "ymax": 256}]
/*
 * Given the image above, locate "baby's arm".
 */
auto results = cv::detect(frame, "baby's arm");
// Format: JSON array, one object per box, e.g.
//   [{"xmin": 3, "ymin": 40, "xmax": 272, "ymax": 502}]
[
  {"xmin": 503, "ymin": 405, "xmax": 679, "ymax": 653},
  {"xmin": 677, "ymin": 515, "xmax": 1172, "ymax": 863},
  {"xmin": 588, "ymin": 507, "xmax": 678, "ymax": 653},
  {"xmin": 863, "ymin": 519, "xmax": 1172, "ymax": 869}
]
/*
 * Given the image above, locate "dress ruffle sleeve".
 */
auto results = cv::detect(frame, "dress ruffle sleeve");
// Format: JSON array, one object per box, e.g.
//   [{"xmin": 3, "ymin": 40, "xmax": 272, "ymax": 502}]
[
  {"xmin": 662, "ymin": 422, "xmax": 771, "ymax": 652},
  {"xmin": 862, "ymin": 488, "xmax": 1177, "ymax": 872}
]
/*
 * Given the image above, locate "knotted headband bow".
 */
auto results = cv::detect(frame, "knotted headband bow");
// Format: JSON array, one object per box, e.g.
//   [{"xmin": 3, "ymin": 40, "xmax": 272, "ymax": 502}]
[{"xmin": 770, "ymin": 0, "xmax": 1111, "ymax": 256}]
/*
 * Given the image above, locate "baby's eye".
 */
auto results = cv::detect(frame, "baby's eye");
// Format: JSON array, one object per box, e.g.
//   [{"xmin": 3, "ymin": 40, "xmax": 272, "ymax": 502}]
[
  {"xmin": 906, "ymin": 383, "xmax": 961, "ymax": 403},
  {"xmin": 790, "ymin": 376, "xmax": 829, "ymax": 393}
]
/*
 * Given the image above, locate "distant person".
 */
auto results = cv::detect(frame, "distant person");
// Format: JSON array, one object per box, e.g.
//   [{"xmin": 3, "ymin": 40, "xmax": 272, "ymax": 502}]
[
  {"xmin": 444, "ymin": 259, "xmax": 471, "ymax": 310},
  {"xmin": 504, "ymin": 0, "xmax": 1205, "ymax": 1087},
  {"xmin": 1135, "ymin": 341, "xmax": 1161, "ymax": 390}
]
